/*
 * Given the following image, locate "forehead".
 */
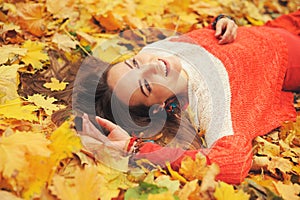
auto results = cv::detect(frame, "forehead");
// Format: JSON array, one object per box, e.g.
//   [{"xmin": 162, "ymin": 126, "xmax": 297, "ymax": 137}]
[
  {"xmin": 107, "ymin": 61, "xmax": 143, "ymax": 106},
  {"xmin": 107, "ymin": 61, "xmax": 131, "ymax": 87}
]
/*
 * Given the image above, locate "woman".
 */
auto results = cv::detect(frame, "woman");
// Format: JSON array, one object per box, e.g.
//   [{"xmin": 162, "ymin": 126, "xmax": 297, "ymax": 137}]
[{"xmin": 75, "ymin": 10, "xmax": 300, "ymax": 184}]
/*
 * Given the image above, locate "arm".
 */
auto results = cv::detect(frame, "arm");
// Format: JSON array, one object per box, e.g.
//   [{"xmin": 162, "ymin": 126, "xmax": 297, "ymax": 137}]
[
  {"xmin": 86, "ymin": 115, "xmax": 253, "ymax": 184},
  {"xmin": 136, "ymin": 134, "xmax": 253, "ymax": 184}
]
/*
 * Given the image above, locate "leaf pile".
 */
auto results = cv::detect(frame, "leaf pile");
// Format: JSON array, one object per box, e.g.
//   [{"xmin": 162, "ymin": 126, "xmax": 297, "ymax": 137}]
[{"xmin": 0, "ymin": 0, "xmax": 299, "ymax": 199}]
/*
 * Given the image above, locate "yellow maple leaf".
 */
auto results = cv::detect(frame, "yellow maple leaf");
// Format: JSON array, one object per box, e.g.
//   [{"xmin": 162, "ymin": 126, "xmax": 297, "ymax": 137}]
[
  {"xmin": 214, "ymin": 181, "xmax": 250, "ymax": 200},
  {"xmin": 27, "ymin": 94, "xmax": 64, "ymax": 116},
  {"xmin": 17, "ymin": 155, "xmax": 55, "ymax": 200},
  {"xmin": 0, "ymin": 45, "xmax": 27, "ymax": 64},
  {"xmin": 21, "ymin": 40, "xmax": 49, "ymax": 70},
  {"xmin": 16, "ymin": 121, "xmax": 81, "ymax": 199},
  {"xmin": 94, "ymin": 161, "xmax": 137, "ymax": 200},
  {"xmin": 0, "ymin": 64, "xmax": 24, "ymax": 104},
  {"xmin": 0, "ymin": 98, "xmax": 38, "ymax": 122},
  {"xmin": 50, "ymin": 165, "xmax": 104, "ymax": 200},
  {"xmin": 92, "ymin": 37, "xmax": 129, "ymax": 63},
  {"xmin": 0, "ymin": 131, "xmax": 51, "ymax": 178},
  {"xmin": 51, "ymin": 33, "xmax": 78, "ymax": 53},
  {"xmin": 179, "ymin": 152, "xmax": 208, "ymax": 181},
  {"xmin": 49, "ymin": 120, "xmax": 82, "ymax": 161},
  {"xmin": 43, "ymin": 77, "xmax": 69, "ymax": 91}
]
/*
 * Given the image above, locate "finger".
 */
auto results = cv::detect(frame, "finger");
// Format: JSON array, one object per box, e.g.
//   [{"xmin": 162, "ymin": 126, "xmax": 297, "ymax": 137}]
[
  {"xmin": 215, "ymin": 20, "xmax": 226, "ymax": 38},
  {"xmin": 81, "ymin": 114, "xmax": 110, "ymax": 142},
  {"xmin": 108, "ymin": 129, "xmax": 130, "ymax": 141},
  {"xmin": 219, "ymin": 23, "xmax": 236, "ymax": 44},
  {"xmin": 81, "ymin": 113, "xmax": 96, "ymax": 132},
  {"xmin": 219, "ymin": 34, "xmax": 234, "ymax": 44},
  {"xmin": 105, "ymin": 140, "xmax": 127, "ymax": 152},
  {"xmin": 95, "ymin": 116, "xmax": 117, "ymax": 132},
  {"xmin": 219, "ymin": 33, "xmax": 232, "ymax": 44},
  {"xmin": 218, "ymin": 31, "xmax": 231, "ymax": 44}
]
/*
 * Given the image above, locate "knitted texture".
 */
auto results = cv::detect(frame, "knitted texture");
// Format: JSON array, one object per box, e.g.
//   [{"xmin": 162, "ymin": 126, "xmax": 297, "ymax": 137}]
[
  {"xmin": 265, "ymin": 9, "xmax": 300, "ymax": 36},
  {"xmin": 184, "ymin": 26, "xmax": 296, "ymax": 183},
  {"xmin": 137, "ymin": 26, "xmax": 297, "ymax": 184}
]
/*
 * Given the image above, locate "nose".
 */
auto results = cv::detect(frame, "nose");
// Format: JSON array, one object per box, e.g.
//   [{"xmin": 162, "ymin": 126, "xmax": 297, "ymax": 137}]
[{"xmin": 140, "ymin": 63, "xmax": 158, "ymax": 76}]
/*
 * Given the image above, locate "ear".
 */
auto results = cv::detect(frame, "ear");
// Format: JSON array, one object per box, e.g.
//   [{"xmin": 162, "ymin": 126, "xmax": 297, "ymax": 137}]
[{"xmin": 151, "ymin": 103, "xmax": 165, "ymax": 114}]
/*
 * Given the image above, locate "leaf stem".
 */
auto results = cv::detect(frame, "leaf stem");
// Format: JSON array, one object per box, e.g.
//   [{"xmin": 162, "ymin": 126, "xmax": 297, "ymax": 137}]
[{"xmin": 60, "ymin": 20, "xmax": 91, "ymax": 56}]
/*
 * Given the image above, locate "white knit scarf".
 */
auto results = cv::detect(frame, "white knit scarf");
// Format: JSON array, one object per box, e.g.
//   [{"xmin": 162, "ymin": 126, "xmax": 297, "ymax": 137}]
[{"xmin": 140, "ymin": 36, "xmax": 234, "ymax": 147}]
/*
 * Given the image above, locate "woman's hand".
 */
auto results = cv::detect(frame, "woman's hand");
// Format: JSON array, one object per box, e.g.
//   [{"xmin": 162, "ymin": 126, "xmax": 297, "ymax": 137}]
[
  {"xmin": 95, "ymin": 116, "xmax": 131, "ymax": 142},
  {"xmin": 80, "ymin": 113, "xmax": 130, "ymax": 152},
  {"xmin": 215, "ymin": 17, "xmax": 238, "ymax": 45}
]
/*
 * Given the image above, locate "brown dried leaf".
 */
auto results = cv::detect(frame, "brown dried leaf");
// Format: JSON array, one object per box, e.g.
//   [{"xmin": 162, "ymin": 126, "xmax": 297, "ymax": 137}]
[
  {"xmin": 199, "ymin": 163, "xmax": 220, "ymax": 200},
  {"xmin": 254, "ymin": 136, "xmax": 280, "ymax": 156},
  {"xmin": 267, "ymin": 156, "xmax": 293, "ymax": 175},
  {"xmin": 15, "ymin": 3, "xmax": 47, "ymax": 37},
  {"xmin": 273, "ymin": 181, "xmax": 300, "ymax": 200},
  {"xmin": 52, "ymin": 33, "xmax": 78, "ymax": 52}
]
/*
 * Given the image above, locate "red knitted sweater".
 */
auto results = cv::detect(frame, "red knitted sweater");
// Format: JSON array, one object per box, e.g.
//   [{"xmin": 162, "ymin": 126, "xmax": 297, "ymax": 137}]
[{"xmin": 135, "ymin": 26, "xmax": 297, "ymax": 184}]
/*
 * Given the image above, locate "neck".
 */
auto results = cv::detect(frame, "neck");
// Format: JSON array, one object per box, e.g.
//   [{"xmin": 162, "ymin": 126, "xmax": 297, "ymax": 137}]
[
  {"xmin": 178, "ymin": 68, "xmax": 189, "ymax": 94},
  {"xmin": 175, "ymin": 68, "xmax": 189, "ymax": 106}
]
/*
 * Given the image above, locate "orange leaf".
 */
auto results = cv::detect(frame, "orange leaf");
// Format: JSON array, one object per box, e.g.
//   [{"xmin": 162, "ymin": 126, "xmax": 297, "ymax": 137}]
[
  {"xmin": 15, "ymin": 3, "xmax": 46, "ymax": 37},
  {"xmin": 94, "ymin": 11, "xmax": 123, "ymax": 31},
  {"xmin": 179, "ymin": 152, "xmax": 208, "ymax": 181}
]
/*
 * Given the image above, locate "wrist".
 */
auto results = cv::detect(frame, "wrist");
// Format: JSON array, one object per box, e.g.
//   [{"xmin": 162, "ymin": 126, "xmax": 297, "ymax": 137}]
[
  {"xmin": 125, "ymin": 137, "xmax": 155, "ymax": 154},
  {"xmin": 124, "ymin": 137, "xmax": 142, "ymax": 154}
]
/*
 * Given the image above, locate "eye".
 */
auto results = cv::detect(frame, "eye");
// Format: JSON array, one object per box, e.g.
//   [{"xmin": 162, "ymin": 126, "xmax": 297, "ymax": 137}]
[
  {"xmin": 144, "ymin": 79, "xmax": 152, "ymax": 93},
  {"xmin": 132, "ymin": 58, "xmax": 139, "ymax": 68}
]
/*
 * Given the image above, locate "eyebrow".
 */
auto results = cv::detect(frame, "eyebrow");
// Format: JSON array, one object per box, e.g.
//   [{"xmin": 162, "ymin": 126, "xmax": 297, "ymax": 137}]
[
  {"xmin": 138, "ymin": 80, "xmax": 148, "ymax": 97},
  {"xmin": 124, "ymin": 60, "xmax": 133, "ymax": 69}
]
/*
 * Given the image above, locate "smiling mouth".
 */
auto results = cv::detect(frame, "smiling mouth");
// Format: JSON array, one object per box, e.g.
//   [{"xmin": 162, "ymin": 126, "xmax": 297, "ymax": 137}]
[{"xmin": 158, "ymin": 59, "xmax": 169, "ymax": 77}]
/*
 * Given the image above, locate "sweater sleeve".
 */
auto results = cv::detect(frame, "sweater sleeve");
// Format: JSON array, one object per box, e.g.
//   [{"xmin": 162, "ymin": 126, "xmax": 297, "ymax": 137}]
[{"xmin": 135, "ymin": 134, "xmax": 253, "ymax": 184}]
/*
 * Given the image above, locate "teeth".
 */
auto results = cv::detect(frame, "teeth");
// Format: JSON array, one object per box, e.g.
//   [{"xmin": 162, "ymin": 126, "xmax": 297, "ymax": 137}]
[{"xmin": 158, "ymin": 60, "xmax": 167, "ymax": 76}]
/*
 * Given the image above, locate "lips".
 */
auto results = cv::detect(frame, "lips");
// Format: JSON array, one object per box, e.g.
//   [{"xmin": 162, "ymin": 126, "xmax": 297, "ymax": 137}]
[{"xmin": 158, "ymin": 59, "xmax": 169, "ymax": 77}]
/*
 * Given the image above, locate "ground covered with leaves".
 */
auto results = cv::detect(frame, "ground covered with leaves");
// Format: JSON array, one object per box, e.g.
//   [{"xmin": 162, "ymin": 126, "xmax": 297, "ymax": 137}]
[{"xmin": 0, "ymin": 0, "xmax": 300, "ymax": 199}]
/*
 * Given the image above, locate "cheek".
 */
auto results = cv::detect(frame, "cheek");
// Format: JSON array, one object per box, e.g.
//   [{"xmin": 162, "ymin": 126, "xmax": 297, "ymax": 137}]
[{"xmin": 151, "ymin": 84, "xmax": 174, "ymax": 100}]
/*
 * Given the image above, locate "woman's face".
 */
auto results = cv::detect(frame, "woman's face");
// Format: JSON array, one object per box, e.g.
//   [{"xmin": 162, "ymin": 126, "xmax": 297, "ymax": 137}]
[{"xmin": 107, "ymin": 52, "xmax": 188, "ymax": 107}]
